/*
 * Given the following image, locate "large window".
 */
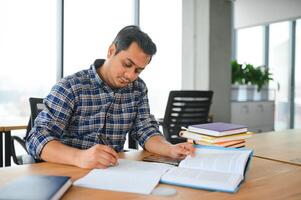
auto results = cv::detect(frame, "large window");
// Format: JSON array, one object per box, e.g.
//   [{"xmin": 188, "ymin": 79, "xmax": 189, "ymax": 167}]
[
  {"xmin": 295, "ymin": 19, "xmax": 301, "ymax": 128},
  {"xmin": 269, "ymin": 21, "xmax": 291, "ymax": 130},
  {"xmin": 0, "ymin": 0, "xmax": 57, "ymax": 124},
  {"xmin": 236, "ymin": 26, "xmax": 265, "ymax": 67},
  {"xmin": 140, "ymin": 0, "xmax": 182, "ymax": 118},
  {"xmin": 64, "ymin": 0, "xmax": 134, "ymax": 76}
]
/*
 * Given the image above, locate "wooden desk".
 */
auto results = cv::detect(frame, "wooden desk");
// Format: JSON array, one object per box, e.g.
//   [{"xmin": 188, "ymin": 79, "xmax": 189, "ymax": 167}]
[
  {"xmin": 0, "ymin": 150, "xmax": 301, "ymax": 199},
  {"xmin": 0, "ymin": 125, "xmax": 27, "ymax": 167},
  {"xmin": 246, "ymin": 129, "xmax": 301, "ymax": 166}
]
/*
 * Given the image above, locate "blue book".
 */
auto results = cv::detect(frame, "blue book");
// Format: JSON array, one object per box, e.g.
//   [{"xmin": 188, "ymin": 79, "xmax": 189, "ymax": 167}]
[
  {"xmin": 0, "ymin": 175, "xmax": 72, "ymax": 200},
  {"xmin": 160, "ymin": 145, "xmax": 253, "ymax": 193},
  {"xmin": 188, "ymin": 122, "xmax": 248, "ymax": 136}
]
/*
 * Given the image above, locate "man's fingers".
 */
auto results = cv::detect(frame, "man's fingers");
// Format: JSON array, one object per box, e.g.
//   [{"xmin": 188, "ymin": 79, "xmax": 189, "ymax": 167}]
[
  {"xmin": 181, "ymin": 142, "xmax": 196, "ymax": 157},
  {"xmin": 100, "ymin": 145, "xmax": 119, "ymax": 160},
  {"xmin": 97, "ymin": 150, "xmax": 118, "ymax": 166}
]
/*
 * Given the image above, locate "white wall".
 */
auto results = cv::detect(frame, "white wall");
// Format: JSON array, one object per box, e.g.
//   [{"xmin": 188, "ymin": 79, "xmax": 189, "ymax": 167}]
[
  {"xmin": 234, "ymin": 0, "xmax": 301, "ymax": 29},
  {"xmin": 182, "ymin": 0, "xmax": 232, "ymax": 122}
]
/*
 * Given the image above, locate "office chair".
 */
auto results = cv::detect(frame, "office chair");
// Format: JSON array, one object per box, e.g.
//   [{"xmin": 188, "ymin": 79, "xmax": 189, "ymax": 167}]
[
  {"xmin": 159, "ymin": 90, "xmax": 213, "ymax": 144},
  {"xmin": 10, "ymin": 97, "xmax": 44, "ymax": 165}
]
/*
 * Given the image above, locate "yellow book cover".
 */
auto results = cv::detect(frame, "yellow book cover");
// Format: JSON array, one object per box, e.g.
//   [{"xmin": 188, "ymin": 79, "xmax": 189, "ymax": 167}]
[{"xmin": 179, "ymin": 131, "xmax": 252, "ymax": 143}]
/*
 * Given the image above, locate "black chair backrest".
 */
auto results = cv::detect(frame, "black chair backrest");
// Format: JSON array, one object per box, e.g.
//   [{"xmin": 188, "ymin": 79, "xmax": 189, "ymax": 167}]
[
  {"xmin": 10, "ymin": 97, "xmax": 45, "ymax": 165},
  {"xmin": 24, "ymin": 97, "xmax": 45, "ymax": 140},
  {"xmin": 29, "ymin": 97, "xmax": 44, "ymax": 127},
  {"xmin": 162, "ymin": 90, "xmax": 213, "ymax": 144}
]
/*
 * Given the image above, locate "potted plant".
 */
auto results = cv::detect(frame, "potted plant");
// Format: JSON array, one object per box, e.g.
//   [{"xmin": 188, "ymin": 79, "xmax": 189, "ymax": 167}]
[
  {"xmin": 231, "ymin": 60, "xmax": 244, "ymax": 101},
  {"xmin": 252, "ymin": 66, "xmax": 273, "ymax": 100},
  {"xmin": 231, "ymin": 60, "xmax": 255, "ymax": 100},
  {"xmin": 231, "ymin": 60, "xmax": 273, "ymax": 101}
]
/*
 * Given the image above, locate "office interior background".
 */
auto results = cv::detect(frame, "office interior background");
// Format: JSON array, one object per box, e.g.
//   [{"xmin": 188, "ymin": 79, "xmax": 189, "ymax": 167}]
[{"xmin": 0, "ymin": 0, "xmax": 301, "ymax": 153}]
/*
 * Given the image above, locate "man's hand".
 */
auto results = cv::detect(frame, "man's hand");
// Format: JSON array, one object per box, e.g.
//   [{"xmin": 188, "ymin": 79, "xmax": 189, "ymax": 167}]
[
  {"xmin": 144, "ymin": 136, "xmax": 195, "ymax": 160},
  {"xmin": 169, "ymin": 142, "xmax": 196, "ymax": 160},
  {"xmin": 75, "ymin": 144, "xmax": 119, "ymax": 169}
]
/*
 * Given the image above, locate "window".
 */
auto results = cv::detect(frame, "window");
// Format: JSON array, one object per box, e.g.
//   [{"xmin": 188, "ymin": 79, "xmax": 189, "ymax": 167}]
[
  {"xmin": 64, "ymin": 0, "xmax": 134, "ymax": 76},
  {"xmin": 269, "ymin": 21, "xmax": 291, "ymax": 130},
  {"xmin": 294, "ymin": 19, "xmax": 301, "ymax": 128},
  {"xmin": 236, "ymin": 26, "xmax": 265, "ymax": 67},
  {"xmin": 0, "ymin": 0, "xmax": 57, "ymax": 124},
  {"xmin": 140, "ymin": 0, "xmax": 182, "ymax": 118}
]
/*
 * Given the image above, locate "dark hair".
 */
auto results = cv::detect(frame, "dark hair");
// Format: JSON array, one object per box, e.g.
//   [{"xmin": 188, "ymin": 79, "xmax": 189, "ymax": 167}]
[{"xmin": 112, "ymin": 25, "xmax": 157, "ymax": 61}]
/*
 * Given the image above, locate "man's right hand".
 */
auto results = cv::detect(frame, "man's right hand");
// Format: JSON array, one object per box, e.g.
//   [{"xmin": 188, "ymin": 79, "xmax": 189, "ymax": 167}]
[
  {"xmin": 40, "ymin": 140, "xmax": 119, "ymax": 169},
  {"xmin": 75, "ymin": 144, "xmax": 119, "ymax": 169}
]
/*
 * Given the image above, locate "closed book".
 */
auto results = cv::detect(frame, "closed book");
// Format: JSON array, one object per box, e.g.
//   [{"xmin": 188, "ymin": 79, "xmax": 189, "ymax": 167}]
[
  {"xmin": 0, "ymin": 175, "xmax": 72, "ymax": 200},
  {"xmin": 188, "ymin": 122, "xmax": 248, "ymax": 137},
  {"xmin": 179, "ymin": 131, "xmax": 252, "ymax": 143},
  {"xmin": 194, "ymin": 139, "xmax": 245, "ymax": 148}
]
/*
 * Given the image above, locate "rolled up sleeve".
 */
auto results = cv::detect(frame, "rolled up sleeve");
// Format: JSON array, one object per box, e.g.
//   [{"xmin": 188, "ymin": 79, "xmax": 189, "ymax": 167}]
[
  {"xmin": 26, "ymin": 81, "xmax": 75, "ymax": 159},
  {"xmin": 130, "ymin": 87, "xmax": 163, "ymax": 148}
]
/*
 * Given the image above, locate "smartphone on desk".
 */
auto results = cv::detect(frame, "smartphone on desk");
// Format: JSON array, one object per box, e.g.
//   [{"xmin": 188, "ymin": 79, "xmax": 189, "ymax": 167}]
[{"xmin": 142, "ymin": 155, "xmax": 181, "ymax": 166}]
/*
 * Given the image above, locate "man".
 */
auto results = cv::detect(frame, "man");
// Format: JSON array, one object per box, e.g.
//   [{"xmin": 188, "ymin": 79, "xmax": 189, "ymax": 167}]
[{"xmin": 26, "ymin": 25, "xmax": 195, "ymax": 169}]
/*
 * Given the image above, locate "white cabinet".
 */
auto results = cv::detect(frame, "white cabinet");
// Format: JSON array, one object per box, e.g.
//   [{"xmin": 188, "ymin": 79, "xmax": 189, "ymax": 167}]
[{"xmin": 231, "ymin": 101, "xmax": 274, "ymax": 133}]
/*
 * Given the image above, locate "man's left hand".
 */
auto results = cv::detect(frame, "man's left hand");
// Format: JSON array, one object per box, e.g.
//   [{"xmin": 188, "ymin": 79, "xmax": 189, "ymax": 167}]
[{"xmin": 169, "ymin": 142, "xmax": 195, "ymax": 160}]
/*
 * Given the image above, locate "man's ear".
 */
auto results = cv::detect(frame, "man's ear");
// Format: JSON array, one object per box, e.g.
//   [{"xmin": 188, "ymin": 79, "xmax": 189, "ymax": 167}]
[{"xmin": 107, "ymin": 44, "xmax": 116, "ymax": 58}]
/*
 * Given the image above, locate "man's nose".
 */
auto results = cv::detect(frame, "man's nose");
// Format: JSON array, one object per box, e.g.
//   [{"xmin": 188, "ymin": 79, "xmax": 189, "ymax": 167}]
[{"xmin": 124, "ymin": 68, "xmax": 138, "ymax": 81}]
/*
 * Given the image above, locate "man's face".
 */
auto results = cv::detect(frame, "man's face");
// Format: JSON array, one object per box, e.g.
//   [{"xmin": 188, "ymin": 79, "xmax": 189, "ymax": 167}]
[{"xmin": 104, "ymin": 42, "xmax": 151, "ymax": 88}]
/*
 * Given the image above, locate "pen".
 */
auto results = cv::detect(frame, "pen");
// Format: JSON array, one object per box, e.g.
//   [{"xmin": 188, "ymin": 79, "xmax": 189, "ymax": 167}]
[
  {"xmin": 98, "ymin": 133, "xmax": 118, "ymax": 166},
  {"xmin": 98, "ymin": 134, "xmax": 109, "ymax": 145}
]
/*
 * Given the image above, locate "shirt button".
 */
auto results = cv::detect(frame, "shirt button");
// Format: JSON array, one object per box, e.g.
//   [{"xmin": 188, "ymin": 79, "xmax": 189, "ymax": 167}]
[{"xmin": 107, "ymin": 113, "xmax": 111, "ymax": 118}]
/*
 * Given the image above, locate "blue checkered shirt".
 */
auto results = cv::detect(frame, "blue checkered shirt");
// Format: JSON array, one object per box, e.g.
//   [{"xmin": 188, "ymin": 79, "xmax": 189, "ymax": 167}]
[{"xmin": 26, "ymin": 59, "xmax": 162, "ymax": 159}]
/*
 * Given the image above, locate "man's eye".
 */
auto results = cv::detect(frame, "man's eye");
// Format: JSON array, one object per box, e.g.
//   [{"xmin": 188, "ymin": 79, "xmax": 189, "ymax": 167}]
[
  {"xmin": 136, "ymin": 69, "xmax": 143, "ymax": 74},
  {"xmin": 124, "ymin": 63, "xmax": 132, "ymax": 68}
]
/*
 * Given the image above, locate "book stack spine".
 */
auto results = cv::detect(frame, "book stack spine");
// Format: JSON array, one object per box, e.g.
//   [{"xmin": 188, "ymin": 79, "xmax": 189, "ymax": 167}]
[{"xmin": 180, "ymin": 123, "xmax": 252, "ymax": 148}]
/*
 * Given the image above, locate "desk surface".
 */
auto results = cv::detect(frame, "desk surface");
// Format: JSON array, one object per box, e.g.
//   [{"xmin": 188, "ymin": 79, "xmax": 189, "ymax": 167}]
[
  {"xmin": 0, "ymin": 125, "xmax": 27, "ymax": 132},
  {"xmin": 246, "ymin": 129, "xmax": 301, "ymax": 166},
  {"xmin": 1, "ymin": 150, "xmax": 301, "ymax": 200}
]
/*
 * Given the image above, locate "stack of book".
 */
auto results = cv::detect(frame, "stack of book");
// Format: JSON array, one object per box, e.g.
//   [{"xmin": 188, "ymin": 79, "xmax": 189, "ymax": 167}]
[{"xmin": 179, "ymin": 122, "xmax": 252, "ymax": 148}]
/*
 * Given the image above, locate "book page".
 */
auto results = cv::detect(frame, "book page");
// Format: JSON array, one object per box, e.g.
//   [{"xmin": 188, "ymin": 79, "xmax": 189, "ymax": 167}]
[
  {"xmin": 161, "ymin": 167, "xmax": 243, "ymax": 192},
  {"xmin": 179, "ymin": 147, "xmax": 252, "ymax": 176},
  {"xmin": 73, "ymin": 159, "xmax": 174, "ymax": 195}
]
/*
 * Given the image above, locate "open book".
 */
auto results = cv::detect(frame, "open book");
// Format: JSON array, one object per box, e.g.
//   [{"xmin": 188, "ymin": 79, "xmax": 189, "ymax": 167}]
[
  {"xmin": 74, "ymin": 146, "xmax": 252, "ymax": 194},
  {"xmin": 161, "ymin": 146, "xmax": 253, "ymax": 193}
]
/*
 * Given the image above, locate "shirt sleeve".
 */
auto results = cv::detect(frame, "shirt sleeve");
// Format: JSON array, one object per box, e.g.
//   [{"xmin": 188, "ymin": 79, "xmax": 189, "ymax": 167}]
[
  {"xmin": 129, "ymin": 84, "xmax": 163, "ymax": 148},
  {"xmin": 26, "ymin": 80, "xmax": 75, "ymax": 159}
]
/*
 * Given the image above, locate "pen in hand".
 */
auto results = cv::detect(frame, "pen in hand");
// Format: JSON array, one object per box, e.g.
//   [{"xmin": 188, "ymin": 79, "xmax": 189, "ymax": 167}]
[{"xmin": 98, "ymin": 134, "xmax": 119, "ymax": 166}]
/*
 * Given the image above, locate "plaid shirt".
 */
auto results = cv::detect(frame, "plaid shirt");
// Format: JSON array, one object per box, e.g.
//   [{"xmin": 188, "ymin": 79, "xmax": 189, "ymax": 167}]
[{"xmin": 26, "ymin": 59, "xmax": 161, "ymax": 159}]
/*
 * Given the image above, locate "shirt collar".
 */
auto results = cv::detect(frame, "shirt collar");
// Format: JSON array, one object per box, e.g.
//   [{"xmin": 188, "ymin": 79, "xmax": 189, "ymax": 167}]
[{"xmin": 91, "ymin": 59, "xmax": 104, "ymax": 86}]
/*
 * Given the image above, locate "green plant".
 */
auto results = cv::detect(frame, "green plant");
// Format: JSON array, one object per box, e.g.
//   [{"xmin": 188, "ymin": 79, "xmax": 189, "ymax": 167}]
[
  {"xmin": 231, "ymin": 60, "xmax": 273, "ymax": 92},
  {"xmin": 231, "ymin": 60, "xmax": 244, "ymax": 84},
  {"xmin": 255, "ymin": 66, "xmax": 273, "ymax": 91}
]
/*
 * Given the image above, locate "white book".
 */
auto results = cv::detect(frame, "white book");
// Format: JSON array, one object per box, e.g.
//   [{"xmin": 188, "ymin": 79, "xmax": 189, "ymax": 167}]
[
  {"xmin": 73, "ymin": 159, "xmax": 173, "ymax": 195},
  {"xmin": 160, "ymin": 146, "xmax": 253, "ymax": 193}
]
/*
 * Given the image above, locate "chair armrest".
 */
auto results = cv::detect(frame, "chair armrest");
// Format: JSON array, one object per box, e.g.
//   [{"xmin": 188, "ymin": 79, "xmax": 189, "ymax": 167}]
[{"xmin": 11, "ymin": 136, "xmax": 27, "ymax": 152}]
